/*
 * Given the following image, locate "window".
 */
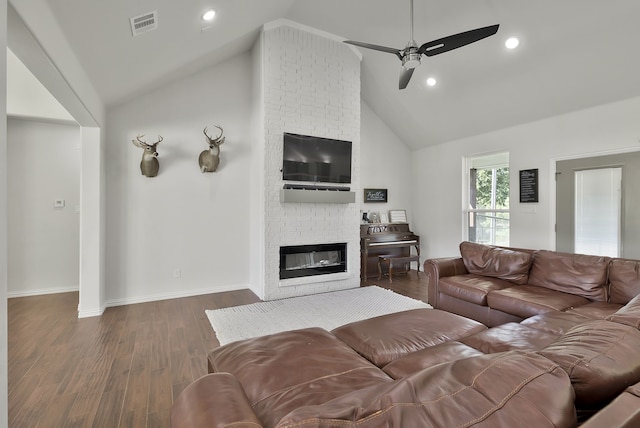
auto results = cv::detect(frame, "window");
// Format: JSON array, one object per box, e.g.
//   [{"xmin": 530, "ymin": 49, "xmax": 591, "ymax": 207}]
[{"xmin": 466, "ymin": 153, "xmax": 510, "ymax": 246}]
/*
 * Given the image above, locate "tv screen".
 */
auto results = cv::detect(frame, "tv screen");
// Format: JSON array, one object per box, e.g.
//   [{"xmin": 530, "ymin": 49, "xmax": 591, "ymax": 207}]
[{"xmin": 282, "ymin": 133, "xmax": 352, "ymax": 184}]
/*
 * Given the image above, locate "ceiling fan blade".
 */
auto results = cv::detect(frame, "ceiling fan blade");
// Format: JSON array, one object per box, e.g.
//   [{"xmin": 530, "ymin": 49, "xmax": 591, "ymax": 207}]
[
  {"xmin": 418, "ymin": 24, "xmax": 499, "ymax": 57},
  {"xmin": 344, "ymin": 40, "xmax": 403, "ymax": 59},
  {"xmin": 399, "ymin": 67, "xmax": 415, "ymax": 90}
]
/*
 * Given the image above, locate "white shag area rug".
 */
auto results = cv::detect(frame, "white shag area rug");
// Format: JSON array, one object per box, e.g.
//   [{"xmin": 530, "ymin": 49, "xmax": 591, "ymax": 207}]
[{"xmin": 206, "ymin": 286, "xmax": 431, "ymax": 345}]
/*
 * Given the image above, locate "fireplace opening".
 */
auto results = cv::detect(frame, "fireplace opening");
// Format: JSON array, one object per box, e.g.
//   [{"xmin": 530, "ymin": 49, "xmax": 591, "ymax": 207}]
[{"xmin": 280, "ymin": 243, "xmax": 347, "ymax": 279}]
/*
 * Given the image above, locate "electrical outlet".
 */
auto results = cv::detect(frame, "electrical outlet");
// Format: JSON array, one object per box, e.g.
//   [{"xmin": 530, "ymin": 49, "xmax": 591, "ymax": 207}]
[{"xmin": 173, "ymin": 268, "xmax": 181, "ymax": 278}]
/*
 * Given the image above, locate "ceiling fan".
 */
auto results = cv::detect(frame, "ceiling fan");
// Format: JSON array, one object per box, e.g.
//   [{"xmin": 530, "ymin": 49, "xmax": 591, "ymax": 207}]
[{"xmin": 343, "ymin": 0, "xmax": 499, "ymax": 90}]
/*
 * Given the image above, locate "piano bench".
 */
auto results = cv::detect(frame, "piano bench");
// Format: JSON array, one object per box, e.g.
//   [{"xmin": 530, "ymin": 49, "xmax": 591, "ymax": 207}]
[{"xmin": 377, "ymin": 254, "xmax": 420, "ymax": 283}]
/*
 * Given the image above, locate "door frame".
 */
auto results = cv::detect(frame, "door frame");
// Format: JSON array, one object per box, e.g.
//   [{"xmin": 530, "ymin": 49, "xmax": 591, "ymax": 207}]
[{"xmin": 550, "ymin": 147, "xmax": 640, "ymax": 253}]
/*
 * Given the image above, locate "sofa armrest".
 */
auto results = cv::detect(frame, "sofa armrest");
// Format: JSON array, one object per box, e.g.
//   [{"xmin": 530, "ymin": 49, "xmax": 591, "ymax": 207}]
[
  {"xmin": 171, "ymin": 373, "xmax": 262, "ymax": 428},
  {"xmin": 423, "ymin": 257, "xmax": 468, "ymax": 308}
]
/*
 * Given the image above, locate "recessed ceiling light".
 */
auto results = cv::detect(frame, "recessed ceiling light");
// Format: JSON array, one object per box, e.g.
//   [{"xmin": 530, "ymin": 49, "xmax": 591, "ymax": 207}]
[
  {"xmin": 202, "ymin": 9, "xmax": 216, "ymax": 21},
  {"xmin": 505, "ymin": 37, "xmax": 519, "ymax": 49},
  {"xmin": 426, "ymin": 77, "xmax": 437, "ymax": 87}
]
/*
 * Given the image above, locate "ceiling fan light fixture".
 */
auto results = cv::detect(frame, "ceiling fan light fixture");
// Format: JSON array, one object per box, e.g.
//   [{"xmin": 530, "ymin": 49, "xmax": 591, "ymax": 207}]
[
  {"xmin": 402, "ymin": 51, "xmax": 421, "ymax": 69},
  {"xmin": 505, "ymin": 37, "xmax": 519, "ymax": 49},
  {"xmin": 202, "ymin": 9, "xmax": 216, "ymax": 21},
  {"xmin": 426, "ymin": 77, "xmax": 437, "ymax": 87}
]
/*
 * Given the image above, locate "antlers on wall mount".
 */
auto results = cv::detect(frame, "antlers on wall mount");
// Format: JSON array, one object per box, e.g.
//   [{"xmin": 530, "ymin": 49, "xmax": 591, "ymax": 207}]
[
  {"xmin": 200, "ymin": 126, "xmax": 225, "ymax": 173},
  {"xmin": 132, "ymin": 134, "xmax": 162, "ymax": 177}
]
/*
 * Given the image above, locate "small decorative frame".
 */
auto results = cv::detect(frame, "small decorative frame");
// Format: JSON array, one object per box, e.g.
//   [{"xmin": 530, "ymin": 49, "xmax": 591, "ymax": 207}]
[
  {"xmin": 380, "ymin": 212, "xmax": 389, "ymax": 224},
  {"xmin": 389, "ymin": 209, "xmax": 407, "ymax": 223},
  {"xmin": 369, "ymin": 211, "xmax": 380, "ymax": 223},
  {"xmin": 364, "ymin": 188, "xmax": 388, "ymax": 203},
  {"xmin": 519, "ymin": 169, "xmax": 539, "ymax": 203}
]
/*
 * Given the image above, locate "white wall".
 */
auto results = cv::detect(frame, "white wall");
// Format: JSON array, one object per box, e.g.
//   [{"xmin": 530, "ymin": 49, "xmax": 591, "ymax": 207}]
[
  {"xmin": 105, "ymin": 53, "xmax": 254, "ymax": 305},
  {"xmin": 413, "ymin": 95, "xmax": 640, "ymax": 258},
  {"xmin": 360, "ymin": 101, "xmax": 414, "ymax": 224},
  {"xmin": 104, "ymin": 34, "xmax": 411, "ymax": 305},
  {"xmin": 6, "ymin": 48, "xmax": 74, "ymax": 122},
  {"xmin": 7, "ymin": 118, "xmax": 80, "ymax": 296},
  {"xmin": 249, "ymin": 34, "xmax": 266, "ymax": 299},
  {"xmin": 1, "ymin": 0, "xmax": 9, "ymax": 423},
  {"xmin": 10, "ymin": 2, "xmax": 107, "ymax": 316}
]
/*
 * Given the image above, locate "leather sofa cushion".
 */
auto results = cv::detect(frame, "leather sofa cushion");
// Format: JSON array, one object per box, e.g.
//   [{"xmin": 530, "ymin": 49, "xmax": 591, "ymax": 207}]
[
  {"xmin": 331, "ymin": 309, "xmax": 486, "ymax": 367},
  {"xmin": 609, "ymin": 258, "xmax": 640, "ymax": 304},
  {"xmin": 276, "ymin": 351, "xmax": 576, "ymax": 428},
  {"xmin": 528, "ymin": 250, "xmax": 610, "ymax": 301},
  {"xmin": 460, "ymin": 323, "xmax": 559, "ymax": 354},
  {"xmin": 487, "ymin": 285, "xmax": 590, "ymax": 318},
  {"xmin": 208, "ymin": 327, "xmax": 392, "ymax": 427},
  {"xmin": 521, "ymin": 311, "xmax": 590, "ymax": 335},
  {"xmin": 606, "ymin": 293, "xmax": 640, "ymax": 328},
  {"xmin": 438, "ymin": 274, "xmax": 513, "ymax": 305},
  {"xmin": 539, "ymin": 320, "xmax": 640, "ymax": 407},
  {"xmin": 564, "ymin": 301, "xmax": 622, "ymax": 319},
  {"xmin": 382, "ymin": 341, "xmax": 484, "ymax": 379},
  {"xmin": 459, "ymin": 241, "xmax": 533, "ymax": 284}
]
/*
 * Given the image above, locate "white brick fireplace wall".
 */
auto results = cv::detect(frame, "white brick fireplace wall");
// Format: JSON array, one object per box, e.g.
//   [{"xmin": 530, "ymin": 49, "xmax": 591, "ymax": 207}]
[{"xmin": 256, "ymin": 20, "xmax": 362, "ymax": 300}]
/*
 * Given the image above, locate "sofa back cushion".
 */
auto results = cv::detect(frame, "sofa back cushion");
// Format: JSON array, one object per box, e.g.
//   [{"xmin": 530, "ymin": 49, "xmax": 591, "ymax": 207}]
[
  {"xmin": 609, "ymin": 259, "xmax": 640, "ymax": 304},
  {"xmin": 459, "ymin": 241, "xmax": 533, "ymax": 285},
  {"xmin": 277, "ymin": 351, "xmax": 576, "ymax": 428},
  {"xmin": 539, "ymin": 320, "xmax": 640, "ymax": 408},
  {"xmin": 606, "ymin": 294, "xmax": 640, "ymax": 328},
  {"xmin": 528, "ymin": 250, "xmax": 610, "ymax": 301}
]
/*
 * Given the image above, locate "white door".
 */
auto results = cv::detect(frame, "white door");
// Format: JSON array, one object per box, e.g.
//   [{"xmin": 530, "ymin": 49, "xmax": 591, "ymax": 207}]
[{"xmin": 574, "ymin": 168, "xmax": 621, "ymax": 257}]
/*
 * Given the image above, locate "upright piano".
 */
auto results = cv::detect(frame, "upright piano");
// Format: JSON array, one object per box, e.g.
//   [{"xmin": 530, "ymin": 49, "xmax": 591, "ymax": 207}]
[{"xmin": 360, "ymin": 223, "xmax": 420, "ymax": 280}]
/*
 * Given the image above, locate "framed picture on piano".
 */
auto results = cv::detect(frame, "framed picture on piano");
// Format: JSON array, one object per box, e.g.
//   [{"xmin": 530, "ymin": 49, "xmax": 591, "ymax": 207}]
[{"xmin": 389, "ymin": 209, "xmax": 407, "ymax": 223}]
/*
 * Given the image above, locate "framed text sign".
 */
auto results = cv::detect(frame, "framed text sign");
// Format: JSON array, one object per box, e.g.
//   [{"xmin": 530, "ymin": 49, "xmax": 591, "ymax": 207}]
[
  {"xmin": 519, "ymin": 169, "xmax": 539, "ymax": 203},
  {"xmin": 364, "ymin": 188, "xmax": 388, "ymax": 203}
]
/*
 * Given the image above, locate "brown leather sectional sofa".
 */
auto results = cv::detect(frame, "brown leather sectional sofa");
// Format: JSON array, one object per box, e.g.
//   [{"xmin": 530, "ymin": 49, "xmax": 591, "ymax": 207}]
[
  {"xmin": 171, "ymin": 242, "xmax": 640, "ymax": 427},
  {"xmin": 425, "ymin": 241, "xmax": 640, "ymax": 327}
]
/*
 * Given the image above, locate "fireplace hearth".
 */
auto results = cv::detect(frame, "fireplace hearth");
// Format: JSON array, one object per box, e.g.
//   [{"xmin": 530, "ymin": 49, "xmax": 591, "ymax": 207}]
[{"xmin": 280, "ymin": 243, "xmax": 347, "ymax": 279}]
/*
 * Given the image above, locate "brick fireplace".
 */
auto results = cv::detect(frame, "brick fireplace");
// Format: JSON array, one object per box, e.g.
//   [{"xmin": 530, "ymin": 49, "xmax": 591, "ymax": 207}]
[{"xmin": 250, "ymin": 20, "xmax": 362, "ymax": 300}]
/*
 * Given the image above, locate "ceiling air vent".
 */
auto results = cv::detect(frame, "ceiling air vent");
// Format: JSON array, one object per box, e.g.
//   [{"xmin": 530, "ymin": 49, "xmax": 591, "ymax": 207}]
[{"xmin": 130, "ymin": 11, "xmax": 158, "ymax": 37}]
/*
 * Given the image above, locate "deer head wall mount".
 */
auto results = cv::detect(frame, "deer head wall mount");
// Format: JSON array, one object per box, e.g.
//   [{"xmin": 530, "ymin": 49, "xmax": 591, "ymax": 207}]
[
  {"xmin": 132, "ymin": 134, "xmax": 162, "ymax": 177},
  {"xmin": 199, "ymin": 126, "xmax": 225, "ymax": 172}
]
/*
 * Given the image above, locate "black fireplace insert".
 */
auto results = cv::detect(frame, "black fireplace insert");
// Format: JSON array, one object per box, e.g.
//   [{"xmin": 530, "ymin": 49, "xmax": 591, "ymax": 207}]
[{"xmin": 279, "ymin": 243, "xmax": 347, "ymax": 279}]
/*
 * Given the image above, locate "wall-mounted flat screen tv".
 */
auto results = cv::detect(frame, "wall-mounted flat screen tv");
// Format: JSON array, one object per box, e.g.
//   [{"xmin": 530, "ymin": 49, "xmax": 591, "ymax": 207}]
[{"xmin": 282, "ymin": 133, "xmax": 352, "ymax": 184}]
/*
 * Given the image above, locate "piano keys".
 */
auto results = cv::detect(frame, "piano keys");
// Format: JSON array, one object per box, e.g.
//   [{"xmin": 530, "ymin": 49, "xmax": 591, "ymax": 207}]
[{"xmin": 360, "ymin": 223, "xmax": 420, "ymax": 280}]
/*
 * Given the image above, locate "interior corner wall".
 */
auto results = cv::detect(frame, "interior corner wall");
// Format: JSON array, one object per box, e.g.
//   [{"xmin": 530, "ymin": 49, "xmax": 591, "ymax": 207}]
[
  {"xmin": 7, "ymin": 118, "xmax": 80, "ymax": 296},
  {"xmin": 412, "ymin": 95, "xmax": 640, "ymax": 258},
  {"xmin": 360, "ymin": 101, "xmax": 414, "ymax": 224},
  {"xmin": 1, "ymin": 0, "xmax": 9, "ymax": 423},
  {"xmin": 104, "ymin": 53, "xmax": 254, "ymax": 305},
  {"xmin": 249, "ymin": 33, "xmax": 266, "ymax": 300}
]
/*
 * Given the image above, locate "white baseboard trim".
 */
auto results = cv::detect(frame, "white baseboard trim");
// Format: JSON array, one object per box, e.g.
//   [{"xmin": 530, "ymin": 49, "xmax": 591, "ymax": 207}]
[
  {"xmin": 78, "ymin": 306, "xmax": 106, "ymax": 318},
  {"xmin": 7, "ymin": 286, "xmax": 79, "ymax": 299},
  {"xmin": 104, "ymin": 283, "xmax": 251, "ymax": 308}
]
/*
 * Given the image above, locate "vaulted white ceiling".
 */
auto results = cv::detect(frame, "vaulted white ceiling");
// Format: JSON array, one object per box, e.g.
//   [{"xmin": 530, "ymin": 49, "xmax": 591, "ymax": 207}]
[{"xmin": 14, "ymin": 0, "xmax": 640, "ymax": 149}]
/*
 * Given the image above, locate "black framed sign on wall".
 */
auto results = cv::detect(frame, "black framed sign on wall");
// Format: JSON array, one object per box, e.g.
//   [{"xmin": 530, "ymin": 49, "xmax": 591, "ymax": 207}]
[
  {"xmin": 519, "ymin": 169, "xmax": 539, "ymax": 203},
  {"xmin": 364, "ymin": 188, "xmax": 388, "ymax": 203}
]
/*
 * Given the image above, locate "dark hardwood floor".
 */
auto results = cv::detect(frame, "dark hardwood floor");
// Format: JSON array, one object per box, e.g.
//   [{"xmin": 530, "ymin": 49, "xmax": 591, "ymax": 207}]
[{"xmin": 8, "ymin": 270, "xmax": 428, "ymax": 427}]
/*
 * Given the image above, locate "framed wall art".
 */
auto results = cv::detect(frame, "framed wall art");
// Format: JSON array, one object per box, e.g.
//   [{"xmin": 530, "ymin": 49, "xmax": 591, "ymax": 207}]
[{"xmin": 364, "ymin": 188, "xmax": 388, "ymax": 203}]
